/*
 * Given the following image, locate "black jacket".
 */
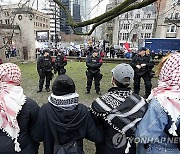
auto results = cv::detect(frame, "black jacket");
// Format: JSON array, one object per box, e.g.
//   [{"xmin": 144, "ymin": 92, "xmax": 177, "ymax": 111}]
[
  {"xmin": 86, "ymin": 55, "xmax": 102, "ymax": 74},
  {"xmin": 37, "ymin": 55, "xmax": 54, "ymax": 73},
  {"xmin": 0, "ymin": 97, "xmax": 40, "ymax": 154},
  {"xmin": 32, "ymin": 103, "xmax": 103, "ymax": 154},
  {"xmin": 92, "ymin": 87, "xmax": 136, "ymax": 154},
  {"xmin": 130, "ymin": 54, "xmax": 154, "ymax": 76},
  {"xmin": 55, "ymin": 54, "xmax": 67, "ymax": 69}
]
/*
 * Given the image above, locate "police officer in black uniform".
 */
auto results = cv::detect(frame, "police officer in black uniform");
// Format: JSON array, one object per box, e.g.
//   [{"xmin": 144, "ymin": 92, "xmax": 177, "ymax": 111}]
[
  {"xmin": 130, "ymin": 47, "xmax": 154, "ymax": 98},
  {"xmin": 37, "ymin": 49, "xmax": 54, "ymax": 93},
  {"xmin": 54, "ymin": 50, "xmax": 67, "ymax": 76},
  {"xmin": 86, "ymin": 49, "xmax": 103, "ymax": 94}
]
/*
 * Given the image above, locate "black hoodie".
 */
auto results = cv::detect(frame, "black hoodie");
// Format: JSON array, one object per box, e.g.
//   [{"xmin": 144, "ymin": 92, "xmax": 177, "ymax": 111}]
[{"xmin": 32, "ymin": 102, "xmax": 103, "ymax": 154}]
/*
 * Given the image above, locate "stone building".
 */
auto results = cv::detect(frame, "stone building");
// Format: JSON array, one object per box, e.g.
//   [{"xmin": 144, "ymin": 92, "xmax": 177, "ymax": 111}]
[
  {"xmin": 155, "ymin": 0, "xmax": 180, "ymax": 38},
  {"xmin": 0, "ymin": 4, "xmax": 50, "ymax": 60}
]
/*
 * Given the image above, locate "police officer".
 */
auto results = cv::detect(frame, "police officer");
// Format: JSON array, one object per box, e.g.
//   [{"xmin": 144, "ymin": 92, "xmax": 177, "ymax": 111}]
[
  {"xmin": 130, "ymin": 47, "xmax": 154, "ymax": 98},
  {"xmin": 54, "ymin": 50, "xmax": 67, "ymax": 76},
  {"xmin": 86, "ymin": 50, "xmax": 103, "ymax": 94},
  {"xmin": 37, "ymin": 49, "xmax": 54, "ymax": 93}
]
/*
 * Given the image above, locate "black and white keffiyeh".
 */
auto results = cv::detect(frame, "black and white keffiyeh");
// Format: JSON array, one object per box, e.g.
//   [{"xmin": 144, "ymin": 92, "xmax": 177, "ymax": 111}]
[
  {"xmin": 90, "ymin": 87, "xmax": 148, "ymax": 136},
  {"xmin": 48, "ymin": 92, "xmax": 79, "ymax": 110}
]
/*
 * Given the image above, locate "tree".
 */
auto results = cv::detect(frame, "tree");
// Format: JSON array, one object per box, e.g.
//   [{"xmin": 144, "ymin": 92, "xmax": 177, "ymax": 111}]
[{"xmin": 54, "ymin": 0, "xmax": 158, "ymax": 35}]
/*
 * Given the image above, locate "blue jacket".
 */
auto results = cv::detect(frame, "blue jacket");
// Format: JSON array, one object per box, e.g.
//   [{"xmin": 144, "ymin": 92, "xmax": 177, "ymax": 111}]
[{"xmin": 135, "ymin": 98, "xmax": 180, "ymax": 154}]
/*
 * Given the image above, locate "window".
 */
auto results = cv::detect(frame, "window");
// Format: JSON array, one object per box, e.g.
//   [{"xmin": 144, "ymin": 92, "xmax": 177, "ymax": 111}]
[
  {"xmin": 144, "ymin": 33, "xmax": 151, "ymax": 38},
  {"xmin": 119, "ymin": 24, "xmax": 123, "ymax": 30},
  {"xmin": 145, "ymin": 24, "xmax": 152, "ymax": 29},
  {"xmin": 122, "ymin": 33, "xmax": 129, "ymax": 40},
  {"xmin": 167, "ymin": 25, "xmax": 177, "ymax": 32},
  {"xmin": 0, "ymin": 20, "xmax": 3, "ymax": 24},
  {"xmin": 147, "ymin": 14, "xmax": 151, "ymax": 18},
  {"xmin": 135, "ymin": 14, "xmax": 140, "ymax": 18},
  {"xmin": 142, "ymin": 24, "xmax": 145, "ymax": 29},
  {"xmin": 36, "ymin": 16, "xmax": 38, "ymax": 20},
  {"xmin": 40, "ymin": 23, "xmax": 42, "ymax": 27},
  {"xmin": 175, "ymin": 13, "xmax": 179, "ymax": 19},
  {"xmin": 118, "ymin": 33, "xmax": 122, "ymax": 40},
  {"xmin": 5, "ymin": 19, "xmax": 10, "ymax": 24},
  {"xmin": 46, "ymin": 25, "xmax": 48, "ymax": 28},
  {"xmin": 123, "ymin": 24, "xmax": 130, "ymax": 30},
  {"xmin": 141, "ymin": 33, "xmax": 144, "ymax": 38},
  {"xmin": 43, "ymin": 24, "xmax": 45, "ymax": 27},
  {"xmin": 125, "ymin": 13, "xmax": 128, "ymax": 18}
]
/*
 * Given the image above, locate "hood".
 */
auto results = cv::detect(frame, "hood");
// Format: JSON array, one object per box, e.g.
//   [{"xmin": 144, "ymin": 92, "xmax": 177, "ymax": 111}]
[{"xmin": 46, "ymin": 103, "xmax": 88, "ymax": 133}]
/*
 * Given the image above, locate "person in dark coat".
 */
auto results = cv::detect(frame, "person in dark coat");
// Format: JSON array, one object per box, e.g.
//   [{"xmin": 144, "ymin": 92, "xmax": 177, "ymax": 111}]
[
  {"xmin": 130, "ymin": 47, "xmax": 154, "ymax": 98},
  {"xmin": 90, "ymin": 63, "xmax": 147, "ymax": 154},
  {"xmin": 110, "ymin": 45, "xmax": 115, "ymax": 58},
  {"xmin": 37, "ymin": 48, "xmax": 54, "ymax": 93},
  {"xmin": 86, "ymin": 50, "xmax": 103, "ymax": 94},
  {"xmin": 0, "ymin": 63, "xmax": 39, "ymax": 154},
  {"xmin": 32, "ymin": 75, "xmax": 104, "ymax": 154},
  {"xmin": 54, "ymin": 50, "xmax": 67, "ymax": 76}
]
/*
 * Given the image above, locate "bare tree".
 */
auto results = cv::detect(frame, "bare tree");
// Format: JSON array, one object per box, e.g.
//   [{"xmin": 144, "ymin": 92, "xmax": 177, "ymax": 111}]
[{"xmin": 54, "ymin": 0, "xmax": 158, "ymax": 35}]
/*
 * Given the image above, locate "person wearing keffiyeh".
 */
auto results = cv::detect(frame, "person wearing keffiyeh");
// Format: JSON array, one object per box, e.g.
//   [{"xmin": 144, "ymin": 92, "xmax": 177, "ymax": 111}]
[
  {"xmin": 136, "ymin": 52, "xmax": 180, "ymax": 154},
  {"xmin": 0, "ymin": 63, "xmax": 39, "ymax": 153},
  {"xmin": 90, "ymin": 63, "xmax": 147, "ymax": 154},
  {"xmin": 32, "ymin": 74, "xmax": 103, "ymax": 154}
]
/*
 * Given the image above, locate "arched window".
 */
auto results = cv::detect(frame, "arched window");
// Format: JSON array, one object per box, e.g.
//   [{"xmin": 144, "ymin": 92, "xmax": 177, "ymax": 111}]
[{"xmin": 167, "ymin": 25, "xmax": 177, "ymax": 33}]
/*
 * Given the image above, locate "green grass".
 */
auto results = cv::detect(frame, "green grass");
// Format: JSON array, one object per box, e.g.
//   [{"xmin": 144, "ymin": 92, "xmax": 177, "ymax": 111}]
[{"xmin": 18, "ymin": 61, "xmax": 117, "ymax": 106}]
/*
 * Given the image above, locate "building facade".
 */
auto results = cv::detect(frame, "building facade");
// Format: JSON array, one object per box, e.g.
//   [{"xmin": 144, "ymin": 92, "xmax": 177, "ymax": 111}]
[
  {"xmin": 104, "ymin": 0, "xmax": 156, "ymax": 48},
  {"xmin": 0, "ymin": 4, "xmax": 50, "ymax": 60},
  {"xmin": 155, "ymin": 0, "xmax": 180, "ymax": 38}
]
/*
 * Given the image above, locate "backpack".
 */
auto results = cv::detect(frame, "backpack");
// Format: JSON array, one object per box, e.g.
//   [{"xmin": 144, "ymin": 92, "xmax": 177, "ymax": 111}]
[
  {"xmin": 54, "ymin": 141, "xmax": 78, "ymax": 154},
  {"xmin": 49, "ymin": 123, "xmax": 80, "ymax": 154}
]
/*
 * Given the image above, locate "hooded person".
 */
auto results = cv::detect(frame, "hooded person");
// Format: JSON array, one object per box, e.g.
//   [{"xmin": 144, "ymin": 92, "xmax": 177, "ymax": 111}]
[
  {"xmin": 32, "ymin": 74, "xmax": 103, "ymax": 154},
  {"xmin": 90, "ymin": 63, "xmax": 148, "ymax": 154},
  {"xmin": 0, "ymin": 63, "xmax": 39, "ymax": 153},
  {"xmin": 135, "ymin": 52, "xmax": 180, "ymax": 154}
]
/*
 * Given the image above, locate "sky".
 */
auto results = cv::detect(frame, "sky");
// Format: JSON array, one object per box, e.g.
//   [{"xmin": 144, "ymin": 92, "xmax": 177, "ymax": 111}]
[{"xmin": 0, "ymin": 0, "xmax": 109, "ymax": 17}]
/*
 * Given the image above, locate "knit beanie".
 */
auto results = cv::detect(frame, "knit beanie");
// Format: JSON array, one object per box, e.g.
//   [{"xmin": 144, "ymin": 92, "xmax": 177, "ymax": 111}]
[{"xmin": 52, "ymin": 75, "xmax": 75, "ymax": 96}]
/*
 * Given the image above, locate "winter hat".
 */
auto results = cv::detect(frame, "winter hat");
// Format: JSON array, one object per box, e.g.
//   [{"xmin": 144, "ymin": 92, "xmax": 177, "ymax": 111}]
[
  {"xmin": 137, "ymin": 47, "xmax": 146, "ymax": 52},
  {"xmin": 52, "ymin": 74, "xmax": 75, "ymax": 96},
  {"xmin": 111, "ymin": 63, "xmax": 134, "ymax": 85}
]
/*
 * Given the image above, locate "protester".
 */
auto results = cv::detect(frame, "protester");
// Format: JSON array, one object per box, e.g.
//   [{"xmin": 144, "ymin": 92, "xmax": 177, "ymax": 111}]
[
  {"xmin": 54, "ymin": 49, "xmax": 67, "ymax": 76},
  {"xmin": 32, "ymin": 74, "xmax": 104, "ymax": 154},
  {"xmin": 37, "ymin": 48, "xmax": 54, "ymax": 93},
  {"xmin": 130, "ymin": 47, "xmax": 154, "ymax": 98},
  {"xmin": 90, "ymin": 63, "xmax": 148, "ymax": 154},
  {"xmin": 86, "ymin": 49, "xmax": 103, "ymax": 94},
  {"xmin": 136, "ymin": 52, "xmax": 180, "ymax": 154},
  {"xmin": 0, "ymin": 63, "xmax": 39, "ymax": 153}
]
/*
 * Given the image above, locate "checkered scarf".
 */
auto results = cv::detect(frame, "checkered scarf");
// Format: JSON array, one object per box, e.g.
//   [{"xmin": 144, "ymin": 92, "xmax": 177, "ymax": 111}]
[
  {"xmin": 148, "ymin": 53, "xmax": 180, "ymax": 136},
  {"xmin": 0, "ymin": 63, "xmax": 26, "ymax": 152}
]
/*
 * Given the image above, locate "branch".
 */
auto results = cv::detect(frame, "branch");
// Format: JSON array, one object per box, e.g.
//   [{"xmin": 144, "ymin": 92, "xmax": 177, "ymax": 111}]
[{"xmin": 74, "ymin": 0, "xmax": 158, "ymax": 35}]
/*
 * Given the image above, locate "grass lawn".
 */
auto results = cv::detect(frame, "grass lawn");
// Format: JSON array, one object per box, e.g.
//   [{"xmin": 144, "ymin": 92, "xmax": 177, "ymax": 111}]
[{"xmin": 17, "ymin": 60, "xmax": 158, "ymax": 154}]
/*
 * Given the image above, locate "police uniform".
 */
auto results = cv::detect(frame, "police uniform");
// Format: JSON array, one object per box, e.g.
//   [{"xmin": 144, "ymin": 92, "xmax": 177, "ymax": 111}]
[
  {"xmin": 130, "ymin": 52, "xmax": 154, "ymax": 98},
  {"xmin": 54, "ymin": 53, "xmax": 67, "ymax": 76},
  {"xmin": 86, "ymin": 53, "xmax": 103, "ymax": 94},
  {"xmin": 37, "ymin": 50, "xmax": 54, "ymax": 92}
]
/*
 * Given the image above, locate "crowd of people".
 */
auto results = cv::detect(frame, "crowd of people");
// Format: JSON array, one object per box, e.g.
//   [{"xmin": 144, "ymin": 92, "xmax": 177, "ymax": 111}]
[{"xmin": 0, "ymin": 46, "xmax": 180, "ymax": 154}]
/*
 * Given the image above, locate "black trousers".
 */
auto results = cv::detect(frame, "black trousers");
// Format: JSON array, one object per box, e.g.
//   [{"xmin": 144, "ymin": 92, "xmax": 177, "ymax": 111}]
[
  {"xmin": 86, "ymin": 71, "xmax": 101, "ymax": 92},
  {"xmin": 133, "ymin": 72, "xmax": 152, "ymax": 98},
  {"xmin": 38, "ymin": 71, "xmax": 52, "ymax": 90},
  {"xmin": 57, "ymin": 68, "xmax": 66, "ymax": 76}
]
